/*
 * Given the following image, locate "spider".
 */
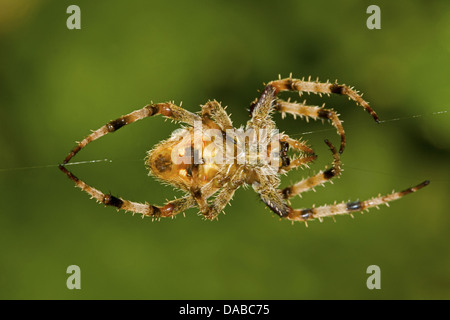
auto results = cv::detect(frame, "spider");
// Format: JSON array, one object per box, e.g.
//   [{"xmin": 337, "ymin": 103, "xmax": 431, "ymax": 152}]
[{"xmin": 59, "ymin": 75, "xmax": 429, "ymax": 224}]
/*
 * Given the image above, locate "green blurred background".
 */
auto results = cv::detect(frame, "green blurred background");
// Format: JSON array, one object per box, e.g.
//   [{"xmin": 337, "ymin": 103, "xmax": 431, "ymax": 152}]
[{"xmin": 0, "ymin": 0, "xmax": 449, "ymax": 299}]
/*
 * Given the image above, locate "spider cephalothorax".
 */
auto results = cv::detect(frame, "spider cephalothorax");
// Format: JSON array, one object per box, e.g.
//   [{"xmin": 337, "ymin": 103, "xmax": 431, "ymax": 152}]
[{"xmin": 59, "ymin": 75, "xmax": 429, "ymax": 224}]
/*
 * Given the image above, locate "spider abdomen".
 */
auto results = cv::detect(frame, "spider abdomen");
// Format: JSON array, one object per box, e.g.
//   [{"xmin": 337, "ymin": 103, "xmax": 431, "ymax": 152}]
[{"xmin": 146, "ymin": 127, "xmax": 224, "ymax": 191}]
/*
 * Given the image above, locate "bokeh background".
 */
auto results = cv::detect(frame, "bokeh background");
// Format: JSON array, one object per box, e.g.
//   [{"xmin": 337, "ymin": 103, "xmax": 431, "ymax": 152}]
[{"xmin": 0, "ymin": 0, "xmax": 449, "ymax": 299}]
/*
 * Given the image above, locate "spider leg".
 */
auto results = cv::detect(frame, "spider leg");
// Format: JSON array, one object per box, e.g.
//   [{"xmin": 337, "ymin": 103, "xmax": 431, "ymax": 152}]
[
  {"xmin": 281, "ymin": 139, "xmax": 342, "ymax": 199},
  {"xmin": 58, "ymin": 165, "xmax": 196, "ymax": 218},
  {"xmin": 252, "ymin": 169, "xmax": 292, "ymax": 218},
  {"xmin": 203, "ymin": 179, "xmax": 243, "ymax": 220},
  {"xmin": 62, "ymin": 103, "xmax": 201, "ymax": 164},
  {"xmin": 284, "ymin": 180, "xmax": 430, "ymax": 223},
  {"xmin": 280, "ymin": 135, "xmax": 315, "ymax": 155},
  {"xmin": 201, "ymin": 100, "xmax": 233, "ymax": 130},
  {"xmin": 258, "ymin": 140, "xmax": 339, "ymax": 218},
  {"xmin": 276, "ymin": 99, "xmax": 346, "ymax": 154},
  {"xmin": 258, "ymin": 184, "xmax": 291, "ymax": 219},
  {"xmin": 268, "ymin": 77, "xmax": 380, "ymax": 123},
  {"xmin": 278, "ymin": 135, "xmax": 317, "ymax": 172},
  {"xmin": 193, "ymin": 165, "xmax": 244, "ymax": 220},
  {"xmin": 247, "ymin": 85, "xmax": 277, "ymax": 130}
]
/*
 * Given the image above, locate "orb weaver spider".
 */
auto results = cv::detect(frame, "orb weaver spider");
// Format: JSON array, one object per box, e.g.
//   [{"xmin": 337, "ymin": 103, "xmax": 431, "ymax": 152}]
[{"xmin": 59, "ymin": 75, "xmax": 429, "ymax": 224}]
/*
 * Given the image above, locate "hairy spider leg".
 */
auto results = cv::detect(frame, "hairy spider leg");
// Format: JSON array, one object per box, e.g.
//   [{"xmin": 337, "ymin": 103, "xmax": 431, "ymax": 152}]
[
  {"xmin": 275, "ymin": 99, "xmax": 346, "ymax": 154},
  {"xmin": 202, "ymin": 167, "xmax": 246, "ymax": 220},
  {"xmin": 281, "ymin": 139, "xmax": 342, "ymax": 199},
  {"xmin": 201, "ymin": 100, "xmax": 233, "ymax": 130},
  {"xmin": 59, "ymin": 165, "xmax": 196, "ymax": 218},
  {"xmin": 62, "ymin": 103, "xmax": 201, "ymax": 165},
  {"xmin": 285, "ymin": 180, "xmax": 430, "ymax": 224},
  {"xmin": 259, "ymin": 140, "xmax": 340, "ymax": 218},
  {"xmin": 268, "ymin": 77, "xmax": 380, "ymax": 124},
  {"xmin": 246, "ymin": 85, "xmax": 277, "ymax": 131},
  {"xmin": 278, "ymin": 135, "xmax": 317, "ymax": 172}
]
